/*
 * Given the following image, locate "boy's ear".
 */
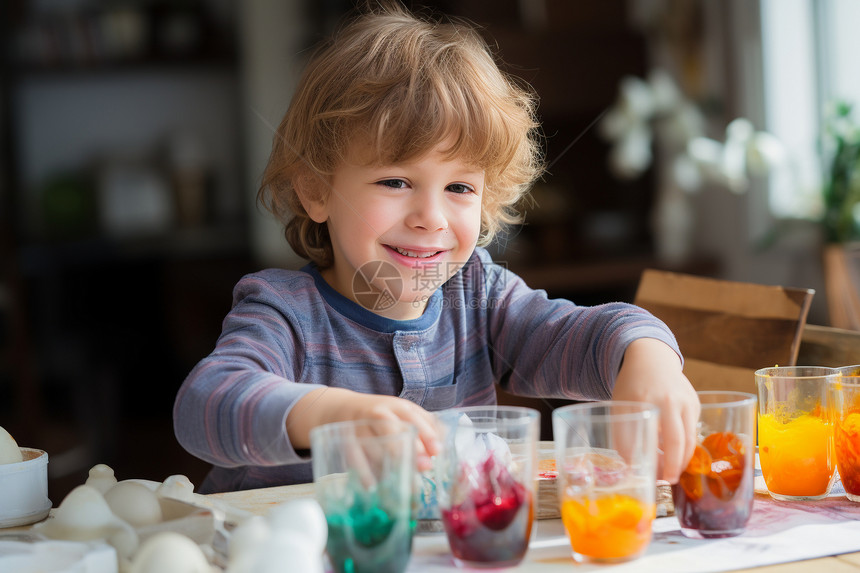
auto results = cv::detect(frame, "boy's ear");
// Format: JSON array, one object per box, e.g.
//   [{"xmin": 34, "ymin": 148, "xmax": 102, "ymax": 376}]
[{"xmin": 294, "ymin": 172, "xmax": 328, "ymax": 223}]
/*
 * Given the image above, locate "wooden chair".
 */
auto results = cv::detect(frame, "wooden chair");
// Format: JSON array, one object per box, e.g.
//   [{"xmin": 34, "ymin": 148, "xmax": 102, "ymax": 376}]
[
  {"xmin": 822, "ymin": 243, "xmax": 860, "ymax": 331},
  {"xmin": 633, "ymin": 269, "xmax": 815, "ymax": 395},
  {"xmin": 797, "ymin": 323, "xmax": 860, "ymax": 367}
]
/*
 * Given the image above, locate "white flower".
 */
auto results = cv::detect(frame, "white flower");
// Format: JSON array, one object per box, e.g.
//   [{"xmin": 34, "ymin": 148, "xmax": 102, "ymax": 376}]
[
  {"xmin": 649, "ymin": 69, "xmax": 684, "ymax": 113},
  {"xmin": 608, "ymin": 124, "xmax": 654, "ymax": 179},
  {"xmin": 602, "ymin": 70, "xmax": 790, "ymax": 194}
]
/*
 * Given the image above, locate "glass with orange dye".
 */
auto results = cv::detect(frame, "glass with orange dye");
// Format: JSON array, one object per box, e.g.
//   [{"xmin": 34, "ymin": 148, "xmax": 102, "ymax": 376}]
[
  {"xmin": 672, "ymin": 391, "xmax": 756, "ymax": 539},
  {"xmin": 553, "ymin": 402, "xmax": 659, "ymax": 563},
  {"xmin": 758, "ymin": 412, "xmax": 835, "ymax": 495},
  {"xmin": 832, "ymin": 365, "xmax": 860, "ymax": 501},
  {"xmin": 756, "ymin": 367, "xmax": 838, "ymax": 501},
  {"xmin": 561, "ymin": 493, "xmax": 655, "ymax": 560}
]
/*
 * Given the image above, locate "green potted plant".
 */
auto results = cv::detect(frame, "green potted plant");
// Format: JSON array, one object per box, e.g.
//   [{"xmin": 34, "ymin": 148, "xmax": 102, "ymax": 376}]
[
  {"xmin": 822, "ymin": 101, "xmax": 860, "ymax": 244},
  {"xmin": 820, "ymin": 101, "xmax": 860, "ymax": 330}
]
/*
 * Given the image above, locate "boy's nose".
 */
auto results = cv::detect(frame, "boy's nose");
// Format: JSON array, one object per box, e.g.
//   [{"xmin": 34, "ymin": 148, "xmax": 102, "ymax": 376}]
[{"xmin": 406, "ymin": 192, "xmax": 448, "ymax": 231}]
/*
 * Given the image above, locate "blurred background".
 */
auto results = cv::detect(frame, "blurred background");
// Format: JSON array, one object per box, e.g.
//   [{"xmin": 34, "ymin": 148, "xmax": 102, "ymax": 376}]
[{"xmin": 2, "ymin": 0, "xmax": 858, "ymax": 501}]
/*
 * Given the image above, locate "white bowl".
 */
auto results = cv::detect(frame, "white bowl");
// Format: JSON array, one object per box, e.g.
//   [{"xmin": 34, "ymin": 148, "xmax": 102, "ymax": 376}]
[{"xmin": 0, "ymin": 448, "xmax": 52, "ymax": 528}]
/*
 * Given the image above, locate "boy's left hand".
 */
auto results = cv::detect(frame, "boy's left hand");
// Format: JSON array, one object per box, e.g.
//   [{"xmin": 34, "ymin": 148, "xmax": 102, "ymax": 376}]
[{"xmin": 612, "ymin": 338, "xmax": 700, "ymax": 484}]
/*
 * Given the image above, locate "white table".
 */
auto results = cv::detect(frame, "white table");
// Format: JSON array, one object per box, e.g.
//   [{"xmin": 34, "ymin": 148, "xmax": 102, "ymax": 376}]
[{"xmin": 210, "ymin": 483, "xmax": 860, "ymax": 572}]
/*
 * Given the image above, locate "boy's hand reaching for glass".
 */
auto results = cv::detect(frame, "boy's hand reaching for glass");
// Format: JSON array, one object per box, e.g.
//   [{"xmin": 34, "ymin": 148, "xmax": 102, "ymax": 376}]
[
  {"xmin": 287, "ymin": 387, "xmax": 440, "ymax": 472},
  {"xmin": 612, "ymin": 338, "xmax": 700, "ymax": 484}
]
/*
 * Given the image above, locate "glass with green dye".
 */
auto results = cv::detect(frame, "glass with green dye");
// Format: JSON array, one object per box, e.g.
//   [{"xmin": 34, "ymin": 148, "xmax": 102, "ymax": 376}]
[{"xmin": 311, "ymin": 419, "xmax": 417, "ymax": 573}]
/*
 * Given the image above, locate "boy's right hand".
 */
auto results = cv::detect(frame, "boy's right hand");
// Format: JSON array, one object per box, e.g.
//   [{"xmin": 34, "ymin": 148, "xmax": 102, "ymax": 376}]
[{"xmin": 287, "ymin": 387, "xmax": 440, "ymax": 471}]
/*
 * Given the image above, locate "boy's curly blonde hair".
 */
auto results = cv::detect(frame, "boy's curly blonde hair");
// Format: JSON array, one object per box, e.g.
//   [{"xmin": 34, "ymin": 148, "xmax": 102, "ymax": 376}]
[{"xmin": 258, "ymin": 4, "xmax": 544, "ymax": 268}]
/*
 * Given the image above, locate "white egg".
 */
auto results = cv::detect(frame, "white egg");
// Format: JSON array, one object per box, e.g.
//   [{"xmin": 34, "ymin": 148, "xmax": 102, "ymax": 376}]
[
  {"xmin": 34, "ymin": 484, "xmax": 140, "ymax": 561},
  {"xmin": 85, "ymin": 463, "xmax": 118, "ymax": 494},
  {"xmin": 266, "ymin": 498, "xmax": 328, "ymax": 554},
  {"xmin": 129, "ymin": 531, "xmax": 212, "ymax": 573},
  {"xmin": 0, "ymin": 425, "xmax": 23, "ymax": 465},
  {"xmin": 156, "ymin": 474, "xmax": 195, "ymax": 503},
  {"xmin": 228, "ymin": 515, "xmax": 270, "ymax": 565},
  {"xmin": 104, "ymin": 481, "xmax": 163, "ymax": 527},
  {"xmin": 236, "ymin": 531, "xmax": 324, "ymax": 573},
  {"xmin": 36, "ymin": 485, "xmax": 116, "ymax": 539}
]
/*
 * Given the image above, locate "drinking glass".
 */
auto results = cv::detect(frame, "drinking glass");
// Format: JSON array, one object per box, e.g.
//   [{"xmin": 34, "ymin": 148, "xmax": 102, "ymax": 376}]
[
  {"xmin": 833, "ymin": 365, "xmax": 860, "ymax": 501},
  {"xmin": 673, "ymin": 391, "xmax": 756, "ymax": 538},
  {"xmin": 434, "ymin": 405, "xmax": 539, "ymax": 569},
  {"xmin": 553, "ymin": 401, "xmax": 659, "ymax": 564},
  {"xmin": 756, "ymin": 366, "xmax": 838, "ymax": 501},
  {"xmin": 310, "ymin": 419, "xmax": 416, "ymax": 573}
]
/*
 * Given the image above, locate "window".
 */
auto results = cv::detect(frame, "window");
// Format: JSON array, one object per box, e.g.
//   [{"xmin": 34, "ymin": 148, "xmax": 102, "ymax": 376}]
[{"xmin": 759, "ymin": 0, "xmax": 860, "ymax": 220}]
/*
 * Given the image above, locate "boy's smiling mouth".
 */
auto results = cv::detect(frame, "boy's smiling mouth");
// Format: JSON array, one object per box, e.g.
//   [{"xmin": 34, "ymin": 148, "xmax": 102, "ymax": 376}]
[{"xmin": 387, "ymin": 245, "xmax": 445, "ymax": 259}]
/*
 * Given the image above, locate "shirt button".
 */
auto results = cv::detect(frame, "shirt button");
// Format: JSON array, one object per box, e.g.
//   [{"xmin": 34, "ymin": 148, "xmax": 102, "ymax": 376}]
[{"xmin": 399, "ymin": 336, "xmax": 416, "ymax": 351}]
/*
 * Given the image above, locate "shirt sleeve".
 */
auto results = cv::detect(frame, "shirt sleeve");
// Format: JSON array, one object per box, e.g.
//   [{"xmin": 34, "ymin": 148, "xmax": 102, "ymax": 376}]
[
  {"xmin": 477, "ymin": 251, "xmax": 682, "ymax": 401},
  {"xmin": 172, "ymin": 274, "xmax": 325, "ymax": 468}
]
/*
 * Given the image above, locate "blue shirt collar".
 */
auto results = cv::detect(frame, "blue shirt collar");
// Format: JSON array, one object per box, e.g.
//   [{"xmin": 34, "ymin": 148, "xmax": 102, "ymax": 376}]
[{"xmin": 302, "ymin": 264, "xmax": 442, "ymax": 333}]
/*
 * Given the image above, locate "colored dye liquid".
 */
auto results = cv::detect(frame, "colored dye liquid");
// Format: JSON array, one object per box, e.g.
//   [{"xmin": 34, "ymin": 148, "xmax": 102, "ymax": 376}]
[
  {"xmin": 758, "ymin": 412, "xmax": 835, "ymax": 497},
  {"xmin": 440, "ymin": 452, "xmax": 533, "ymax": 566},
  {"xmin": 673, "ymin": 432, "xmax": 753, "ymax": 538},
  {"xmin": 325, "ymin": 498, "xmax": 414, "ymax": 573},
  {"xmin": 561, "ymin": 494, "xmax": 655, "ymax": 561},
  {"xmin": 835, "ymin": 411, "xmax": 860, "ymax": 496}
]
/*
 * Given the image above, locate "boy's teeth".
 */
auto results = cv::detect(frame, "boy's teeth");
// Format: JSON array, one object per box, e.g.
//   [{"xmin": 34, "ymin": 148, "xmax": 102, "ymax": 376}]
[{"xmin": 394, "ymin": 247, "xmax": 437, "ymax": 258}]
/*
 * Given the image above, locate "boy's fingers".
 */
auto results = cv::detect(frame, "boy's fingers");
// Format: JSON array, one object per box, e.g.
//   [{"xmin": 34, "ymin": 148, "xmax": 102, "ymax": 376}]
[
  {"xmin": 396, "ymin": 403, "xmax": 441, "ymax": 457},
  {"xmin": 416, "ymin": 449, "xmax": 434, "ymax": 472},
  {"xmin": 343, "ymin": 435, "xmax": 377, "ymax": 489},
  {"xmin": 416, "ymin": 424, "xmax": 440, "ymax": 458},
  {"xmin": 681, "ymin": 400, "xmax": 700, "ymax": 469},
  {"xmin": 659, "ymin": 415, "xmax": 686, "ymax": 483},
  {"xmin": 371, "ymin": 399, "xmax": 440, "ymax": 469}
]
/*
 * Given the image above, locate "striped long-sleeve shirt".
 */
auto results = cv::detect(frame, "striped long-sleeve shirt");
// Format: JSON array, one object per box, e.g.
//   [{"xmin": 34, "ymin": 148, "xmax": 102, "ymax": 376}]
[{"xmin": 173, "ymin": 247, "xmax": 680, "ymax": 492}]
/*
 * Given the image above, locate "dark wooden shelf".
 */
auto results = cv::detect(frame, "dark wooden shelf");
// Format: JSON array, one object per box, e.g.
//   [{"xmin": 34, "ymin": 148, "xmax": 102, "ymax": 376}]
[
  {"xmin": 18, "ymin": 225, "xmax": 250, "ymax": 275},
  {"xmin": 11, "ymin": 55, "xmax": 237, "ymax": 78},
  {"xmin": 510, "ymin": 255, "xmax": 721, "ymax": 301}
]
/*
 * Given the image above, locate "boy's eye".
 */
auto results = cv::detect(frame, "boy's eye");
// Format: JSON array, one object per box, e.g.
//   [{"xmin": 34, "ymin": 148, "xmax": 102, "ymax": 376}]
[
  {"xmin": 447, "ymin": 183, "xmax": 474, "ymax": 194},
  {"xmin": 377, "ymin": 178, "xmax": 407, "ymax": 189}
]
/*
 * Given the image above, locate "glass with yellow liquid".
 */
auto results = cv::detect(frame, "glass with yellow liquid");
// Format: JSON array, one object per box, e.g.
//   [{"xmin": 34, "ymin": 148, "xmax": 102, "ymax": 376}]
[
  {"xmin": 553, "ymin": 402, "xmax": 658, "ymax": 563},
  {"xmin": 755, "ymin": 366, "xmax": 838, "ymax": 501}
]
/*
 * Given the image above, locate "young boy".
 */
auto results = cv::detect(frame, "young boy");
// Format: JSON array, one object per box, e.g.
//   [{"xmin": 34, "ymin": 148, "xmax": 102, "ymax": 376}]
[{"xmin": 173, "ymin": 4, "xmax": 699, "ymax": 493}]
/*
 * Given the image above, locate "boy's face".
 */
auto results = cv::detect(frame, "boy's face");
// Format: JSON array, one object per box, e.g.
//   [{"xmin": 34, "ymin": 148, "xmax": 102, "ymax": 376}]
[{"xmin": 310, "ymin": 139, "xmax": 484, "ymax": 320}]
